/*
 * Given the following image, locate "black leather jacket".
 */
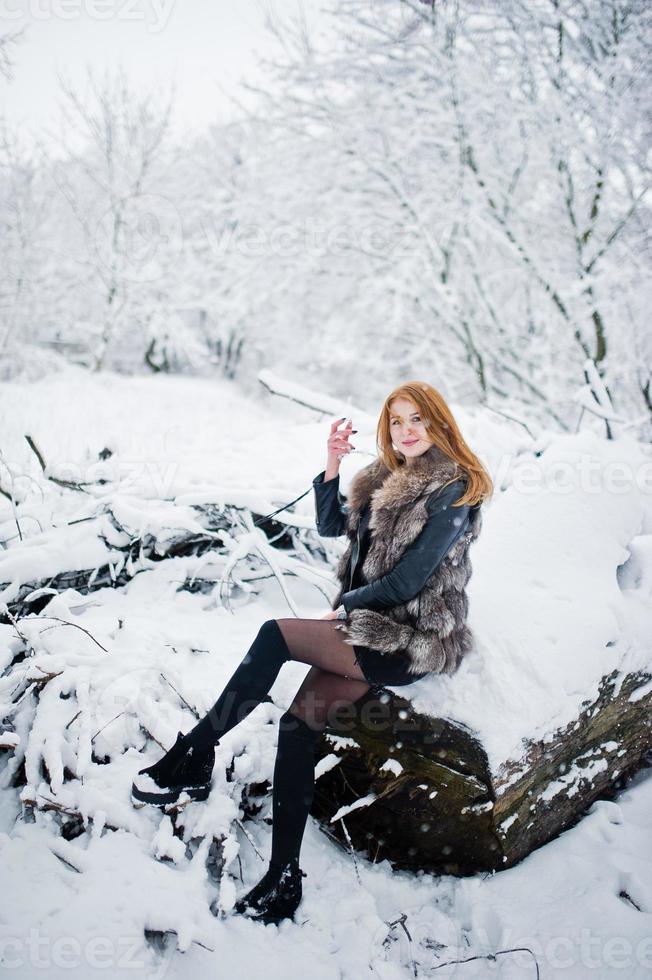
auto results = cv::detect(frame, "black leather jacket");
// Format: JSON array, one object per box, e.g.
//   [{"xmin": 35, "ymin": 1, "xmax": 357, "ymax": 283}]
[{"xmin": 313, "ymin": 469, "xmax": 474, "ymax": 614}]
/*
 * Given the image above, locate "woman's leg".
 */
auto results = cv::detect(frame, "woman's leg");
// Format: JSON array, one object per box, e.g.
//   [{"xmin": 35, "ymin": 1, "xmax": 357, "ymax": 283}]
[
  {"xmin": 275, "ymin": 618, "xmax": 368, "ymax": 683},
  {"xmin": 133, "ymin": 618, "xmax": 373, "ymax": 812},
  {"xmin": 234, "ymin": 630, "xmax": 374, "ymax": 920},
  {"xmin": 268, "ymin": 667, "xmax": 371, "ymax": 874},
  {"xmin": 184, "ymin": 617, "xmax": 368, "ymax": 752}
]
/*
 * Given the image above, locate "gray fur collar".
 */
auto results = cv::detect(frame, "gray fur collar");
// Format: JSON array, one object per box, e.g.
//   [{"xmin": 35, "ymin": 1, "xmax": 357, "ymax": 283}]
[{"xmin": 346, "ymin": 443, "xmax": 462, "ymax": 521}]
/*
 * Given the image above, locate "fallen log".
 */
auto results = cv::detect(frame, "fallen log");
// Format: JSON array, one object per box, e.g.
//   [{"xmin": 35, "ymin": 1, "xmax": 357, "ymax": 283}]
[
  {"xmin": 0, "ymin": 499, "xmax": 315, "ymax": 621},
  {"xmin": 312, "ymin": 666, "xmax": 652, "ymax": 875}
]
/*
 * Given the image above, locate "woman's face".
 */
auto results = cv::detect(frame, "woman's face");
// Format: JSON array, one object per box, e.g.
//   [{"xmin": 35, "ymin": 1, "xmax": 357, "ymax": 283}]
[{"xmin": 388, "ymin": 397, "xmax": 435, "ymax": 463}]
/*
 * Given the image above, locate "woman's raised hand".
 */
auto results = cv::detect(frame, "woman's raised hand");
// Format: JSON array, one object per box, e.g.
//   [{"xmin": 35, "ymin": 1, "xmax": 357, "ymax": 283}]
[{"xmin": 325, "ymin": 417, "xmax": 356, "ymax": 477}]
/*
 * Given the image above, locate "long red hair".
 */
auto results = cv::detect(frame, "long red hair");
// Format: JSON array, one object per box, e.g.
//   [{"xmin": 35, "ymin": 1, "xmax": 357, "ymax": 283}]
[{"xmin": 376, "ymin": 381, "xmax": 493, "ymax": 508}]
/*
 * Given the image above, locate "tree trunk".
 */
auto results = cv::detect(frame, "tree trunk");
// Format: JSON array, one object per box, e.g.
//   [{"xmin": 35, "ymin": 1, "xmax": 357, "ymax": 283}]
[{"xmin": 312, "ymin": 667, "xmax": 652, "ymax": 875}]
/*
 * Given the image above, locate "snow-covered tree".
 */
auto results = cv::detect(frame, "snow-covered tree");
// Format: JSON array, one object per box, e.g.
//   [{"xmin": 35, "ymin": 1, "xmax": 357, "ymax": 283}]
[
  {"xmin": 47, "ymin": 63, "xmax": 182, "ymax": 372},
  {"xmin": 215, "ymin": 0, "xmax": 651, "ymax": 433}
]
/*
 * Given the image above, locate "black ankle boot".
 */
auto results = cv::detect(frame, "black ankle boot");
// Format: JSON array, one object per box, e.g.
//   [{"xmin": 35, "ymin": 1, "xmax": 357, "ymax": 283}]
[
  {"xmin": 233, "ymin": 861, "xmax": 307, "ymax": 925},
  {"xmin": 131, "ymin": 731, "xmax": 216, "ymax": 807}
]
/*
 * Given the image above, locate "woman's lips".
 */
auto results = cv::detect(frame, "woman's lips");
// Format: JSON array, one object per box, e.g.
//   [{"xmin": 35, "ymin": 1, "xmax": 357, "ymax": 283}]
[{"xmin": 403, "ymin": 440, "xmax": 418, "ymax": 446}]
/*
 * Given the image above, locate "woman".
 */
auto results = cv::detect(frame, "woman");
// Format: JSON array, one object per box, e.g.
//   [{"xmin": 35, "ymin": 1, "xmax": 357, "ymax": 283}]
[{"xmin": 130, "ymin": 381, "xmax": 492, "ymax": 926}]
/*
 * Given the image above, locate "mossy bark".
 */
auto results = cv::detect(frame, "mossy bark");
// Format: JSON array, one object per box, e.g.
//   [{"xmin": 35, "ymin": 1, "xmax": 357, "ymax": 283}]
[{"xmin": 312, "ymin": 667, "xmax": 652, "ymax": 875}]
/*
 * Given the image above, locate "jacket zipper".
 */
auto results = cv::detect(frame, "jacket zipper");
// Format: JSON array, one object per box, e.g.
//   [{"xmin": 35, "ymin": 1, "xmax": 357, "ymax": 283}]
[{"xmin": 349, "ymin": 523, "xmax": 361, "ymax": 592}]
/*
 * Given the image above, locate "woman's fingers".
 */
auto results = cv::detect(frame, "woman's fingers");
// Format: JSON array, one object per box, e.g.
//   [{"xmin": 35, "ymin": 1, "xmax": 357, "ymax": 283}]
[
  {"xmin": 329, "ymin": 419, "xmax": 353, "ymax": 444},
  {"xmin": 329, "ymin": 440, "xmax": 354, "ymax": 456},
  {"xmin": 327, "ymin": 418, "xmax": 356, "ymax": 461},
  {"xmin": 330, "ymin": 434, "xmax": 351, "ymax": 448}
]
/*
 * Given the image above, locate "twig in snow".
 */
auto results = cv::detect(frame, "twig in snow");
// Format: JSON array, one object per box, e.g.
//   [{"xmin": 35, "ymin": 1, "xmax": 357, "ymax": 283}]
[
  {"xmin": 32, "ymin": 665, "xmax": 64, "ymax": 682},
  {"xmin": 430, "ymin": 946, "xmax": 540, "ymax": 977},
  {"xmin": 483, "ymin": 404, "xmax": 536, "ymax": 439},
  {"xmin": 159, "ymin": 673, "xmax": 200, "ymax": 719},
  {"xmin": 3, "ymin": 606, "xmax": 29, "ymax": 645},
  {"xmin": 316, "ymin": 822, "xmax": 350, "ymax": 854},
  {"xmin": 384, "ymin": 913, "xmax": 418, "ymax": 978},
  {"xmin": 192, "ymin": 939, "xmax": 215, "ymax": 953},
  {"xmin": 50, "ymin": 850, "xmax": 84, "ymax": 874},
  {"xmin": 138, "ymin": 723, "xmax": 166, "ymax": 753},
  {"xmin": 24, "ymin": 433, "xmax": 90, "ymax": 493},
  {"xmin": 91, "ymin": 711, "xmax": 125, "ymax": 743},
  {"xmin": 0, "ymin": 448, "xmax": 48, "ymax": 543},
  {"xmin": 339, "ymin": 817, "xmax": 361, "ymax": 885},
  {"xmin": 36, "ymin": 616, "xmax": 109, "ymax": 652},
  {"xmin": 234, "ymin": 818, "xmax": 266, "ymax": 861},
  {"xmin": 0, "ymin": 477, "xmax": 22, "ymax": 541},
  {"xmin": 65, "ymin": 710, "xmax": 81, "ymax": 731}
]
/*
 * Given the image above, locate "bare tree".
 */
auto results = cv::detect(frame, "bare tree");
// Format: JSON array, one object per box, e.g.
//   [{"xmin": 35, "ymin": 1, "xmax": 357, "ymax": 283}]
[
  {"xmin": 227, "ymin": 0, "xmax": 651, "ymax": 433},
  {"xmin": 49, "ymin": 63, "xmax": 176, "ymax": 371},
  {"xmin": 0, "ymin": 27, "xmax": 55, "ymax": 377},
  {"xmin": 0, "ymin": 26, "xmax": 25, "ymax": 83},
  {"xmin": 0, "ymin": 122, "xmax": 52, "ymax": 369}
]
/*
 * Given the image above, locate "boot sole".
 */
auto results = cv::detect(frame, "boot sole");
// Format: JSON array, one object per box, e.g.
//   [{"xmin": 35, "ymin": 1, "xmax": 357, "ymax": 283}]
[
  {"xmin": 234, "ymin": 891, "xmax": 303, "ymax": 925},
  {"xmin": 130, "ymin": 781, "xmax": 211, "ymax": 807},
  {"xmin": 238, "ymin": 907, "xmax": 299, "ymax": 926}
]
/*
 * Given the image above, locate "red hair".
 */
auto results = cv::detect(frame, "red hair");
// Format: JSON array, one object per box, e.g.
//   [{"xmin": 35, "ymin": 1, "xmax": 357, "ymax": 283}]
[{"xmin": 376, "ymin": 381, "xmax": 493, "ymax": 508}]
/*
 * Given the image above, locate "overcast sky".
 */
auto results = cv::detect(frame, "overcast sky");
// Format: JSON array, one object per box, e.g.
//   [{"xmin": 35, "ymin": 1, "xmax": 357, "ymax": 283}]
[{"xmin": 1, "ymin": 0, "xmax": 316, "ymax": 150}]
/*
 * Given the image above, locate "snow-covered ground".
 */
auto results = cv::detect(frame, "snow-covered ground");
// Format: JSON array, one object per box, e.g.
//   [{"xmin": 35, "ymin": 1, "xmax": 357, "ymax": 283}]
[
  {"xmin": 1, "ymin": 369, "xmax": 651, "ymax": 979},
  {"xmin": 1, "ymin": 754, "xmax": 651, "ymax": 979}
]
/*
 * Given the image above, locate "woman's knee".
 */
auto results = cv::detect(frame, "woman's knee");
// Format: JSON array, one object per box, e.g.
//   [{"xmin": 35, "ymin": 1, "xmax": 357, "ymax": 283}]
[
  {"xmin": 289, "ymin": 669, "xmax": 370, "ymax": 730},
  {"xmin": 255, "ymin": 619, "xmax": 291, "ymax": 661},
  {"xmin": 259, "ymin": 618, "xmax": 278, "ymax": 637}
]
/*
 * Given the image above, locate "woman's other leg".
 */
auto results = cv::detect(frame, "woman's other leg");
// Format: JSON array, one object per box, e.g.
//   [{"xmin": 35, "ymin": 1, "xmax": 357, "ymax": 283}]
[
  {"xmin": 269, "ymin": 663, "xmax": 371, "ymax": 872},
  {"xmin": 184, "ymin": 618, "xmax": 368, "ymax": 752}
]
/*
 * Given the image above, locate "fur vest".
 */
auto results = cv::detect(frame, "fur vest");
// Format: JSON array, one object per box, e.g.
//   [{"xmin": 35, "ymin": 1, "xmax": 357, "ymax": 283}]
[{"xmin": 331, "ymin": 442, "xmax": 483, "ymax": 676}]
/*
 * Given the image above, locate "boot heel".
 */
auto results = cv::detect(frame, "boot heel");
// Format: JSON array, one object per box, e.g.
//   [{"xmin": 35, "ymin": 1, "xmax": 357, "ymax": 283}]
[
  {"xmin": 185, "ymin": 783, "xmax": 211, "ymax": 803},
  {"xmin": 233, "ymin": 862, "xmax": 306, "ymax": 924}
]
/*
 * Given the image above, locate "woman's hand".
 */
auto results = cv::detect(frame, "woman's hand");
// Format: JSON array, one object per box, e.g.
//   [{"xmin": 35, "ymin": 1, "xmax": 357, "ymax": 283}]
[
  {"xmin": 321, "ymin": 606, "xmax": 347, "ymax": 620},
  {"xmin": 325, "ymin": 417, "xmax": 356, "ymax": 479}
]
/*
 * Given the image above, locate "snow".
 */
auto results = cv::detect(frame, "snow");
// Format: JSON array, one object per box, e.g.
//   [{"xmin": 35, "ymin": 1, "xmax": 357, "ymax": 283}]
[
  {"xmin": 380, "ymin": 758, "xmax": 404, "ymax": 777},
  {"xmin": 313, "ymin": 753, "xmax": 342, "ymax": 779},
  {"xmin": 1, "ymin": 768, "xmax": 651, "ymax": 978},
  {"xmin": 499, "ymin": 813, "xmax": 519, "ymax": 833},
  {"xmin": 540, "ymin": 755, "xmax": 610, "ymax": 803},
  {"xmin": 331, "ymin": 794, "xmax": 378, "ymax": 823},
  {"xmin": 0, "ymin": 371, "xmax": 651, "ymax": 978},
  {"xmin": 629, "ymin": 678, "xmax": 652, "ymax": 703}
]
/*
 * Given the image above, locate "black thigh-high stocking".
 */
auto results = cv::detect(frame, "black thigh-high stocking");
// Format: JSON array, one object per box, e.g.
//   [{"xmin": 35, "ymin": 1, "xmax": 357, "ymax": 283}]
[
  {"xmin": 268, "ymin": 621, "xmax": 373, "ymax": 871},
  {"xmin": 184, "ymin": 618, "xmax": 370, "ymax": 754},
  {"xmin": 183, "ymin": 617, "xmax": 373, "ymax": 873},
  {"xmin": 184, "ymin": 619, "xmax": 289, "ymax": 752}
]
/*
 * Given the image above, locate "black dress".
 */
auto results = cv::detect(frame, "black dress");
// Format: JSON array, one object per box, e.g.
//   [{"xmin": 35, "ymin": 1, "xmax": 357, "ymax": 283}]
[{"xmin": 348, "ymin": 503, "xmax": 431, "ymax": 693}]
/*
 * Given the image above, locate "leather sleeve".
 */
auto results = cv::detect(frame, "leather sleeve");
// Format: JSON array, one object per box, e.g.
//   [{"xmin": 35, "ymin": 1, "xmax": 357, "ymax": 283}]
[
  {"xmin": 340, "ymin": 479, "xmax": 471, "ymax": 613},
  {"xmin": 313, "ymin": 470, "xmax": 349, "ymax": 537}
]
